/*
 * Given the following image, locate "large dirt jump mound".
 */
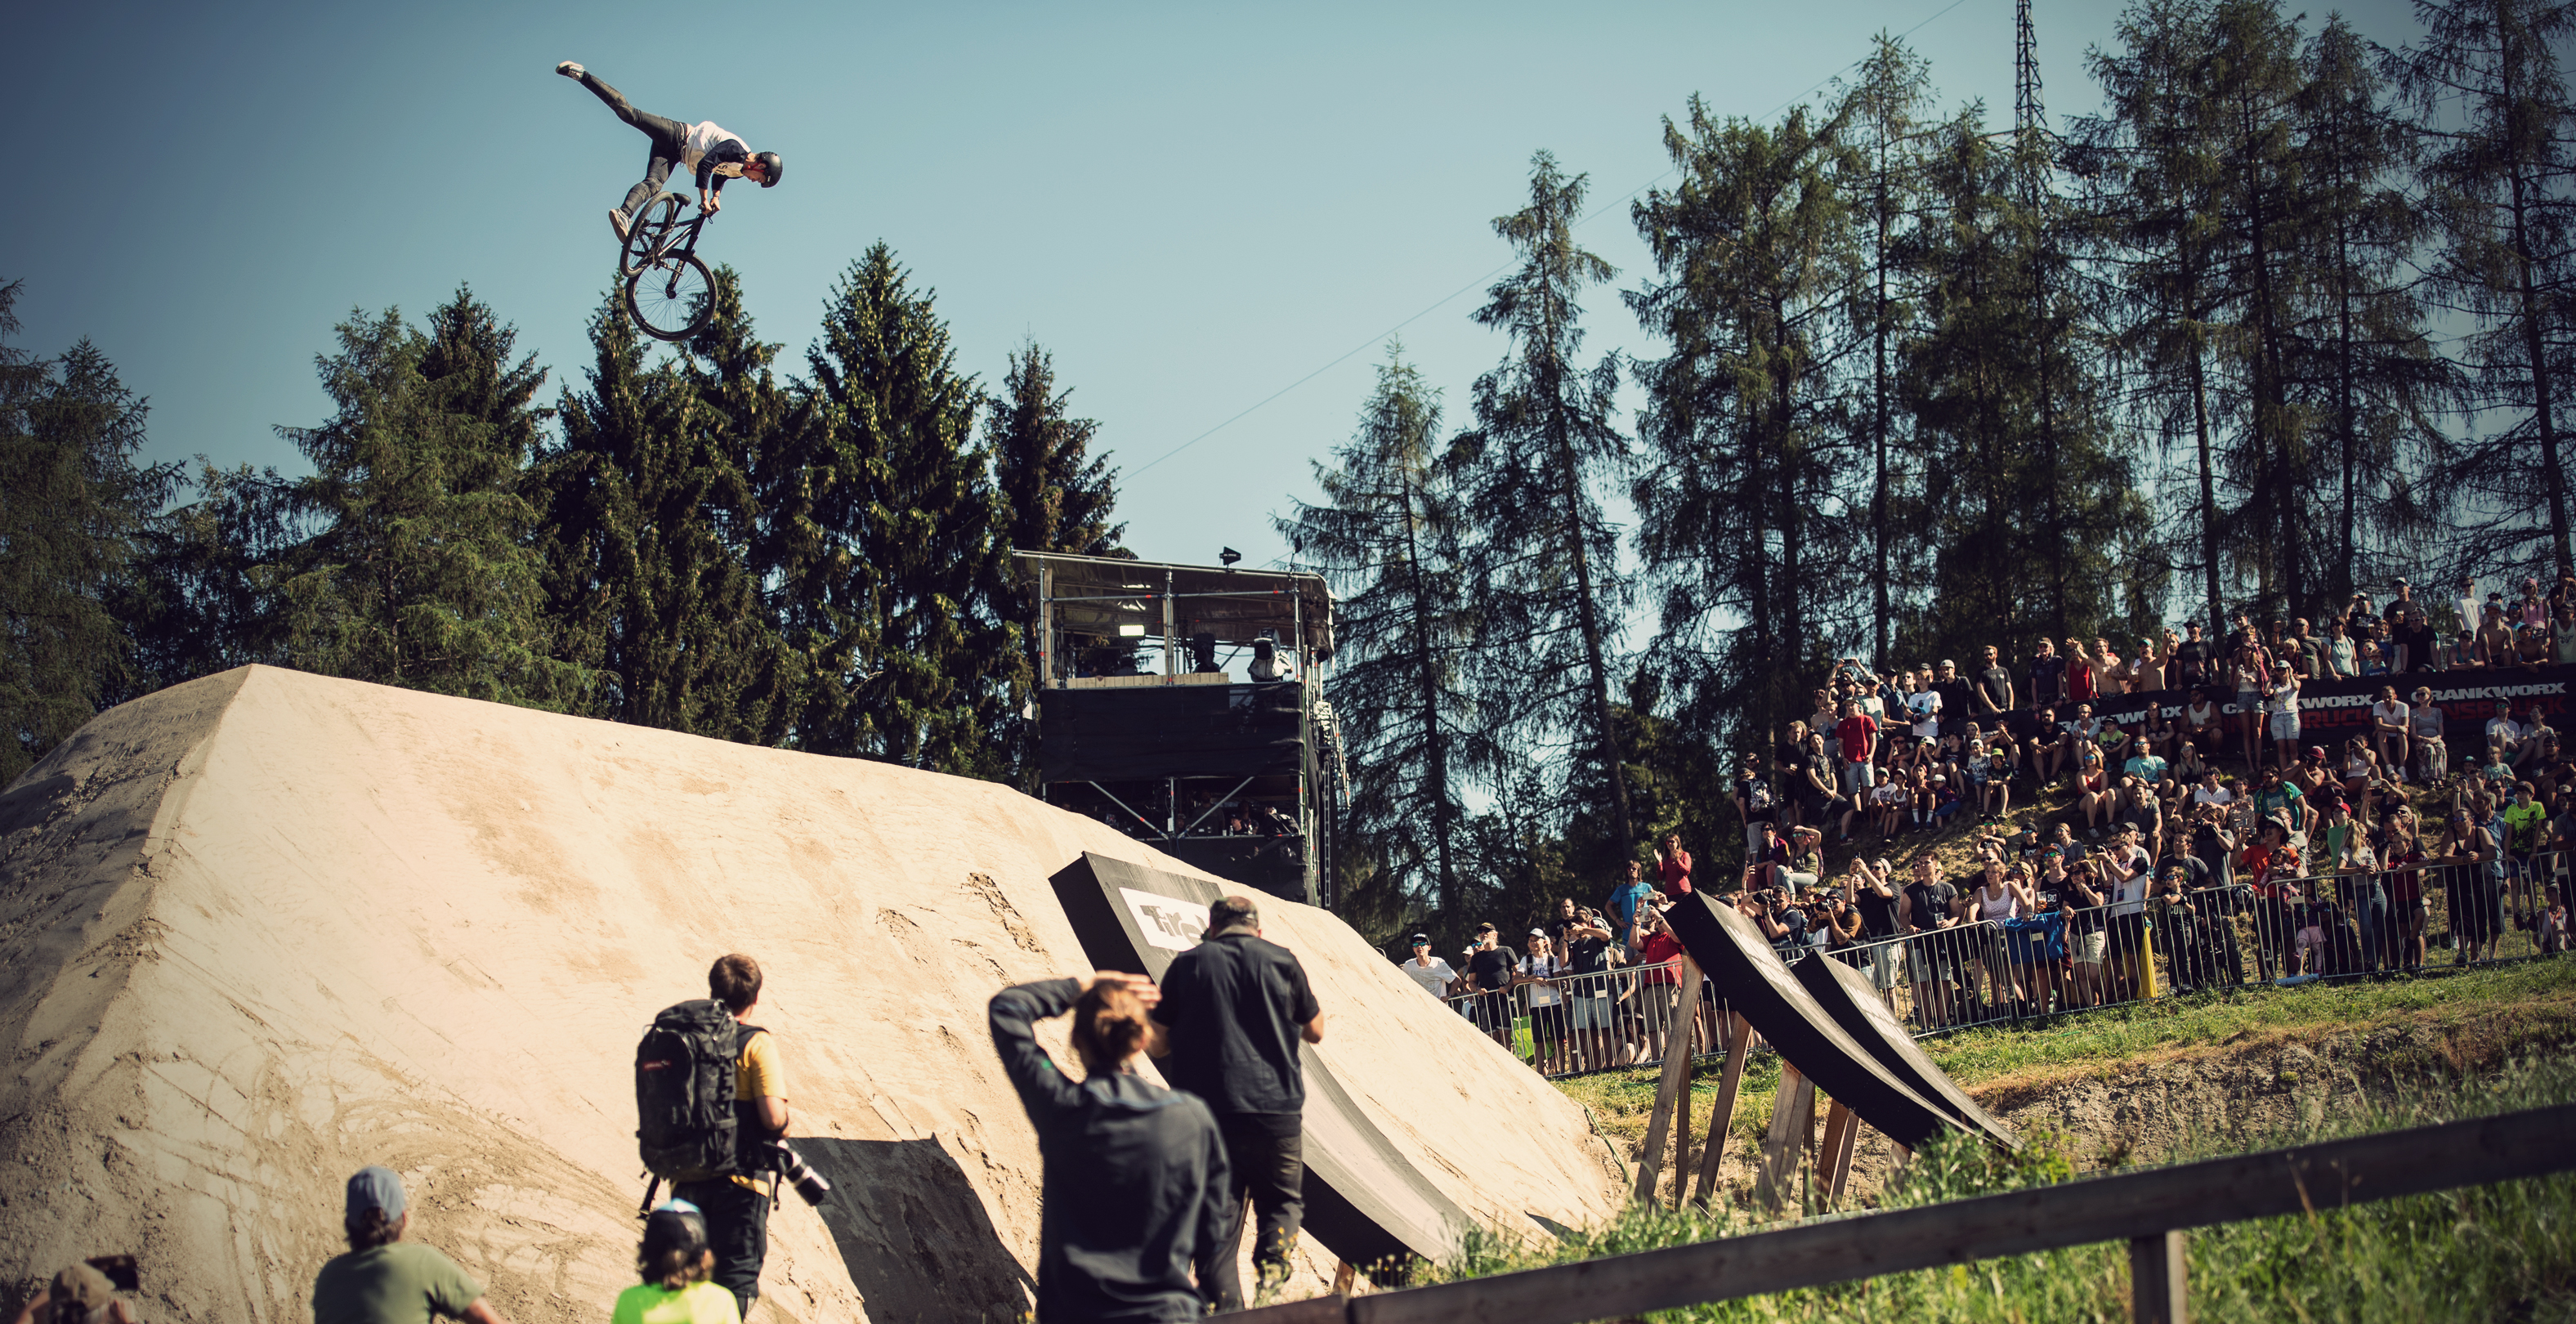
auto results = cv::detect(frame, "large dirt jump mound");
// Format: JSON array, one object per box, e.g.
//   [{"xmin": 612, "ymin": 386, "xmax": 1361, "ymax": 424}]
[{"xmin": 0, "ymin": 667, "xmax": 1621, "ymax": 1322}]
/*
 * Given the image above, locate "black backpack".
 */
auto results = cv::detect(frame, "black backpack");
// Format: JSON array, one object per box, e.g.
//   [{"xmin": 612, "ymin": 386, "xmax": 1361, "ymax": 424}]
[{"xmin": 635, "ymin": 1000, "xmax": 754, "ymax": 1182}]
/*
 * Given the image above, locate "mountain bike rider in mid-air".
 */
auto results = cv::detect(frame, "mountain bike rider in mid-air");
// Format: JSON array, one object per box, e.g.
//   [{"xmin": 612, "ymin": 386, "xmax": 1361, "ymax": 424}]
[{"xmin": 557, "ymin": 62, "xmax": 782, "ymax": 244}]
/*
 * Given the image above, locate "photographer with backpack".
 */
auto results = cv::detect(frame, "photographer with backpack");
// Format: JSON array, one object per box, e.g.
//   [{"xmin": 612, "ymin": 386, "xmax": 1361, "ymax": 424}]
[{"xmin": 635, "ymin": 955, "xmax": 794, "ymax": 1321}]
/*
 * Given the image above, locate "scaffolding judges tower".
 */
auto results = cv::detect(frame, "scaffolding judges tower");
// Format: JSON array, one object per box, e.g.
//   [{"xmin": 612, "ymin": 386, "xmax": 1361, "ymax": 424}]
[{"xmin": 1014, "ymin": 550, "xmax": 1347, "ymax": 907}]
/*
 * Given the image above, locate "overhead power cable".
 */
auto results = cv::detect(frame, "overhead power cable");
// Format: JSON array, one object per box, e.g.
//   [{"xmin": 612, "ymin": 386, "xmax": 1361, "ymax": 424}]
[{"xmin": 1125, "ymin": 0, "xmax": 1988, "ymax": 481}]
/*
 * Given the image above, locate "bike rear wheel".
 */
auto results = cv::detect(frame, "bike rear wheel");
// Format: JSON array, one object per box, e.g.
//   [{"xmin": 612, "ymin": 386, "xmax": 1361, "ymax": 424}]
[{"xmin": 626, "ymin": 253, "xmax": 715, "ymax": 342}]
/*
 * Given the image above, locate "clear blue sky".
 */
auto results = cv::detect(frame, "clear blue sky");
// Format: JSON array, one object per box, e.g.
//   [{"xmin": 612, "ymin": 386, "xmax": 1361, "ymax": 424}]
[{"xmin": 5, "ymin": 0, "xmax": 2420, "ymax": 570}]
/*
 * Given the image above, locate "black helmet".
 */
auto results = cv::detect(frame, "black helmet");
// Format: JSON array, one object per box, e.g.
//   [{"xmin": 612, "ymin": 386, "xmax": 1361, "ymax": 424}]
[{"xmin": 754, "ymin": 151, "xmax": 783, "ymax": 187}]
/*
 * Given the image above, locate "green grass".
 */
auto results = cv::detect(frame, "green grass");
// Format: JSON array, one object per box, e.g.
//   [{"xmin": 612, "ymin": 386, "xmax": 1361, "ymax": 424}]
[
  {"xmin": 1450, "ymin": 1059, "xmax": 2576, "ymax": 1322},
  {"xmin": 1931, "ymin": 957, "xmax": 2576, "ymax": 1090}
]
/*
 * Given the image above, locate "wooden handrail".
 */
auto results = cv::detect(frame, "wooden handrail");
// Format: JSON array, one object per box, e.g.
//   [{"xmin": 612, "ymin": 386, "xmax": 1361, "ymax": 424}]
[{"xmin": 1229, "ymin": 1102, "xmax": 2576, "ymax": 1324}]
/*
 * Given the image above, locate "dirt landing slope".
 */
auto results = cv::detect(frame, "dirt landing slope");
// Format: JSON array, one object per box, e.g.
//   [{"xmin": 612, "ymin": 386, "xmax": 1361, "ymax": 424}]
[{"xmin": 0, "ymin": 667, "xmax": 1620, "ymax": 1322}]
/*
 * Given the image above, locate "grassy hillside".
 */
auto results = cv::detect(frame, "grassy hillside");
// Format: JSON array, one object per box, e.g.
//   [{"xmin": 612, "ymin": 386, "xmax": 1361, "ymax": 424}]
[{"xmin": 1455, "ymin": 1045, "xmax": 2576, "ymax": 1322}]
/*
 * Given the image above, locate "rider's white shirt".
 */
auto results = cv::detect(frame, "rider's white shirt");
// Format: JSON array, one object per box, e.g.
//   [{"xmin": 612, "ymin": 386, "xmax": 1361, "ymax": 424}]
[{"xmin": 683, "ymin": 120, "xmax": 748, "ymax": 174}]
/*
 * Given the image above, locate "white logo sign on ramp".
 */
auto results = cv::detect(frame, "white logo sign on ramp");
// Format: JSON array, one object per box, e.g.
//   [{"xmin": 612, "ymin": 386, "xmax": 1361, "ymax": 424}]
[{"xmin": 1120, "ymin": 887, "xmax": 1208, "ymax": 951}]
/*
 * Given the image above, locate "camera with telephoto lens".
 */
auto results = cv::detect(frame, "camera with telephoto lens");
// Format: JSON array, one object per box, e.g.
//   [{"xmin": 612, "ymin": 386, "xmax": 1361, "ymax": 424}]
[{"xmin": 765, "ymin": 1141, "xmax": 832, "ymax": 1205}]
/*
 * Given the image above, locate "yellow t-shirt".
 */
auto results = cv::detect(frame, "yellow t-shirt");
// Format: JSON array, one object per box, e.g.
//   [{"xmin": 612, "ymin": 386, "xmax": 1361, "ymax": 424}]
[
  {"xmin": 611, "ymin": 1280, "xmax": 741, "ymax": 1324},
  {"xmin": 737, "ymin": 1028, "xmax": 781, "ymax": 1101},
  {"xmin": 731, "ymin": 1028, "xmax": 783, "ymax": 1191}
]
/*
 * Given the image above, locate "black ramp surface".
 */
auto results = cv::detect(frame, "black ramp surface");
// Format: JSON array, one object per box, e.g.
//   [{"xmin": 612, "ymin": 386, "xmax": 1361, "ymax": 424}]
[
  {"xmin": 1049, "ymin": 852, "xmax": 1469, "ymax": 1274},
  {"xmin": 1790, "ymin": 950, "xmax": 2017, "ymax": 1148},
  {"xmin": 1658, "ymin": 893, "xmax": 1963, "ymax": 1151}
]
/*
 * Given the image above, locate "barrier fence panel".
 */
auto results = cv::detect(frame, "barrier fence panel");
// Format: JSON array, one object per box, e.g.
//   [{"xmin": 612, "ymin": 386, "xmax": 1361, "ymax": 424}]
[
  {"xmin": 1442, "ymin": 848, "xmax": 2571, "ymax": 1078},
  {"xmin": 1446, "ymin": 965, "xmax": 1737, "ymax": 1076}
]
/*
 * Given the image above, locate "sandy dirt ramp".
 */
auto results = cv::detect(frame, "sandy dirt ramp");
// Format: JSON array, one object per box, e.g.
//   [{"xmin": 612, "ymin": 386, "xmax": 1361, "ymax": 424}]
[{"xmin": 0, "ymin": 667, "xmax": 1620, "ymax": 1322}]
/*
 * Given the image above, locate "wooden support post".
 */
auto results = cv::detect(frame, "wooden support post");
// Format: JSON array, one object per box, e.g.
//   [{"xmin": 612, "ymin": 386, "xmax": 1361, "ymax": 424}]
[
  {"xmin": 2129, "ymin": 1230, "xmax": 2188, "ymax": 1324},
  {"xmin": 1673, "ymin": 1049, "xmax": 1695, "ymax": 1210},
  {"xmin": 1330, "ymin": 1261, "xmax": 1357, "ymax": 1297},
  {"xmin": 1688, "ymin": 1012, "xmax": 1751, "ymax": 1207},
  {"xmin": 1754, "ymin": 1062, "xmax": 1814, "ymax": 1213},
  {"xmin": 1817, "ymin": 1100, "xmax": 1859, "ymax": 1205},
  {"xmin": 1629, "ymin": 958, "xmax": 1705, "ymax": 1205}
]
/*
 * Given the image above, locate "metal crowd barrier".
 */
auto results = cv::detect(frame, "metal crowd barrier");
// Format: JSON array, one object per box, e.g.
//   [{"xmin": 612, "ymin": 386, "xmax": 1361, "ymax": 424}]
[
  {"xmin": 1442, "ymin": 847, "xmax": 2571, "ymax": 1077},
  {"xmin": 1442, "ymin": 962, "xmax": 1742, "ymax": 1076}
]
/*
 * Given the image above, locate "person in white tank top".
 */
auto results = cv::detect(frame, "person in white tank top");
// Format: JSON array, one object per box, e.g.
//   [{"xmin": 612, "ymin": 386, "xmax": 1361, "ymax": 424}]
[{"xmin": 557, "ymin": 62, "xmax": 783, "ymax": 243}]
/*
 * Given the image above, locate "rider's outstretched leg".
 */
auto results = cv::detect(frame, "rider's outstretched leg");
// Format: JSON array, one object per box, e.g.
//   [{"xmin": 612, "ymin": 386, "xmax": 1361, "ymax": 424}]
[{"xmin": 568, "ymin": 69, "xmax": 689, "ymax": 231}]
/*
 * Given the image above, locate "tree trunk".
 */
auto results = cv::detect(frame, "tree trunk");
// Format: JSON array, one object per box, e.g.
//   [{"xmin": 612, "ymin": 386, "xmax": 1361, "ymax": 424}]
[
  {"xmin": 1400, "ymin": 470, "xmax": 1459, "ymax": 920},
  {"xmin": 2192, "ymin": 336, "xmax": 2224, "ymax": 631},
  {"xmin": 1555, "ymin": 416, "xmax": 1635, "ymax": 861},
  {"xmin": 2508, "ymin": 157, "xmax": 2575, "ymax": 576}
]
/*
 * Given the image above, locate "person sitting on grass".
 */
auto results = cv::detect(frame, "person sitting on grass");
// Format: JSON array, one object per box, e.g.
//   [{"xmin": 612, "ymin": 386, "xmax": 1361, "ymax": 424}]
[
  {"xmin": 1867, "ymin": 777, "xmax": 1910, "ymax": 839},
  {"xmin": 1967, "ymin": 740, "xmax": 2011, "ymax": 820},
  {"xmin": 2074, "ymin": 748, "xmax": 2117, "ymax": 837},
  {"xmin": 2540, "ymin": 884, "xmax": 2570, "ymax": 955}
]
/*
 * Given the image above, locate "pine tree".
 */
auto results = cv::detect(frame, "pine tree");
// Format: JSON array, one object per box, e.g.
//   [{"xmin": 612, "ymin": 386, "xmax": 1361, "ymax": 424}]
[
  {"xmin": 1834, "ymin": 37, "xmax": 1939, "ymax": 668},
  {"xmin": 121, "ymin": 461, "xmax": 298, "ymax": 695},
  {"xmin": 2079, "ymin": 0, "xmax": 2241, "ymax": 628},
  {"xmin": 1628, "ymin": 105, "xmax": 1861, "ymax": 758},
  {"xmin": 1458, "ymin": 152, "xmax": 1641, "ymax": 866},
  {"xmin": 2203, "ymin": 0, "xmax": 2323, "ymax": 620},
  {"xmin": 0, "ymin": 280, "xmax": 179, "ymax": 781},
  {"xmin": 536, "ymin": 290, "xmax": 773, "ymax": 738},
  {"xmin": 991, "ymin": 341, "xmax": 1125, "ymax": 562},
  {"xmin": 1902, "ymin": 111, "xmax": 2150, "ymax": 661},
  {"xmin": 2292, "ymin": 16, "xmax": 2453, "ymax": 604},
  {"xmin": 265, "ymin": 291, "xmax": 587, "ymax": 709},
  {"xmin": 682, "ymin": 270, "xmax": 800, "ymax": 746},
  {"xmin": 1277, "ymin": 344, "xmax": 1481, "ymax": 928},
  {"xmin": 2387, "ymin": 0, "xmax": 2576, "ymax": 578},
  {"xmin": 987, "ymin": 338, "xmax": 1127, "ymax": 783},
  {"xmin": 806, "ymin": 244, "xmax": 1014, "ymax": 776}
]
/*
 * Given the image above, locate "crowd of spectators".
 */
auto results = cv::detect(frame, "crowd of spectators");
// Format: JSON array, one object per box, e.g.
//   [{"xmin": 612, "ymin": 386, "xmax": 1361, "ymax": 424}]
[{"xmin": 1407, "ymin": 572, "xmax": 2576, "ymax": 1067}]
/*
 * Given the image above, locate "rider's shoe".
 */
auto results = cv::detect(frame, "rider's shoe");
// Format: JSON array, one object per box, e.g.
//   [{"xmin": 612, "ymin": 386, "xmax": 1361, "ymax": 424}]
[
  {"xmin": 557, "ymin": 60, "xmax": 586, "ymax": 78},
  {"xmin": 609, "ymin": 208, "xmax": 633, "ymax": 245}
]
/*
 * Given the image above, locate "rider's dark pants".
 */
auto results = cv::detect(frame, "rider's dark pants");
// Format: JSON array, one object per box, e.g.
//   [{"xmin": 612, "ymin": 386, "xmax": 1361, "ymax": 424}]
[{"xmin": 579, "ymin": 71, "xmax": 687, "ymax": 221}]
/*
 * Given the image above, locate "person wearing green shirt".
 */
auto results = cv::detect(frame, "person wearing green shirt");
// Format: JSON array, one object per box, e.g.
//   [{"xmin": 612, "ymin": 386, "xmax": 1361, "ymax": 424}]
[
  {"xmin": 2503, "ymin": 784, "xmax": 2551, "ymax": 883},
  {"xmin": 614, "ymin": 1202, "xmax": 743, "ymax": 1324},
  {"xmin": 2123, "ymin": 748, "xmax": 2170, "ymax": 786},
  {"xmin": 2248, "ymin": 770, "xmax": 2311, "ymax": 839},
  {"xmin": 313, "ymin": 1167, "xmax": 512, "ymax": 1324}
]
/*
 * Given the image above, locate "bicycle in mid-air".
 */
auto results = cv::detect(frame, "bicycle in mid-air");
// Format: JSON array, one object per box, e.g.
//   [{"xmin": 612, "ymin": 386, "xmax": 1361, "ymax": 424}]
[{"xmin": 620, "ymin": 192, "xmax": 717, "ymax": 341}]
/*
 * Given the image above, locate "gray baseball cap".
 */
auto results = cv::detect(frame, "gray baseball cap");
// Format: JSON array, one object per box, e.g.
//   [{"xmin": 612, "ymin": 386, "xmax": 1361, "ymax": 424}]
[{"xmin": 346, "ymin": 1166, "xmax": 406, "ymax": 1222}]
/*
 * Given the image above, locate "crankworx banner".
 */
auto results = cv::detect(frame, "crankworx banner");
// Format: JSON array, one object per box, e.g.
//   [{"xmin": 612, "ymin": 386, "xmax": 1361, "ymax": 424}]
[{"xmin": 2077, "ymin": 664, "xmax": 2570, "ymax": 750}]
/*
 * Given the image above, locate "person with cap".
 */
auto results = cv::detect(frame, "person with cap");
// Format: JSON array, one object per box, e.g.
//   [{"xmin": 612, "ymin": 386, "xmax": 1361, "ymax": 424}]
[
  {"xmin": 614, "ymin": 1202, "xmax": 740, "ymax": 1324},
  {"xmin": 991, "ymin": 971, "xmax": 1232, "ymax": 1322},
  {"xmin": 1398, "ymin": 934, "xmax": 1456, "ymax": 998},
  {"xmin": 311, "ymin": 1166, "xmax": 513, "ymax": 1324},
  {"xmin": 1460, "ymin": 923, "xmax": 1516, "ymax": 1037},
  {"xmin": 1147, "ymin": 897, "xmax": 1322, "ymax": 1308}
]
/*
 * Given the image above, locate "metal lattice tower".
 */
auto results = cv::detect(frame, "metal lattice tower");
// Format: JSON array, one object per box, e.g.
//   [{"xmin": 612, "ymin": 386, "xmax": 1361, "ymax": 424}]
[{"xmin": 2015, "ymin": 0, "xmax": 2045, "ymax": 136}]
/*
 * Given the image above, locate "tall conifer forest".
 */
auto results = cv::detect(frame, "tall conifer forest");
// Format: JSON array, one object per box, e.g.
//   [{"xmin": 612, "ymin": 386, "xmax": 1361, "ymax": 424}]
[{"xmin": 8, "ymin": 0, "xmax": 2574, "ymax": 946}]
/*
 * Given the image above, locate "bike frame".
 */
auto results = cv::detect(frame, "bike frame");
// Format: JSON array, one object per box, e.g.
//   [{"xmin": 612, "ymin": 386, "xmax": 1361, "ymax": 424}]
[{"xmin": 626, "ymin": 195, "xmax": 710, "ymax": 276}]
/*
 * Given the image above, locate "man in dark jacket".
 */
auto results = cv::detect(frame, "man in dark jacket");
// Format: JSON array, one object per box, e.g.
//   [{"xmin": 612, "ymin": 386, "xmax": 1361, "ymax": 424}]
[{"xmin": 1151, "ymin": 897, "xmax": 1324, "ymax": 1308}]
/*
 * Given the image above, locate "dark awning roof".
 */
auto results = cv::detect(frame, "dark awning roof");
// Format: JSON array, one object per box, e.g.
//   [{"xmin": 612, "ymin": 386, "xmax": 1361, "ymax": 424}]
[{"xmin": 1013, "ymin": 550, "xmax": 1335, "ymax": 657}]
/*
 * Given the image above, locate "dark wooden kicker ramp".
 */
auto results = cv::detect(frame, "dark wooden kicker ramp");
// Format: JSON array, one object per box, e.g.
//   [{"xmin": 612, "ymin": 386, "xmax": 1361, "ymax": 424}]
[{"xmin": 1659, "ymin": 892, "xmax": 2016, "ymax": 1151}]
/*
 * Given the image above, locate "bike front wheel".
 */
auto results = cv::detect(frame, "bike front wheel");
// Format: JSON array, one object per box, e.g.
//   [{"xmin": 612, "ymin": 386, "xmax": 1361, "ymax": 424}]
[{"xmin": 625, "ymin": 253, "xmax": 715, "ymax": 342}]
